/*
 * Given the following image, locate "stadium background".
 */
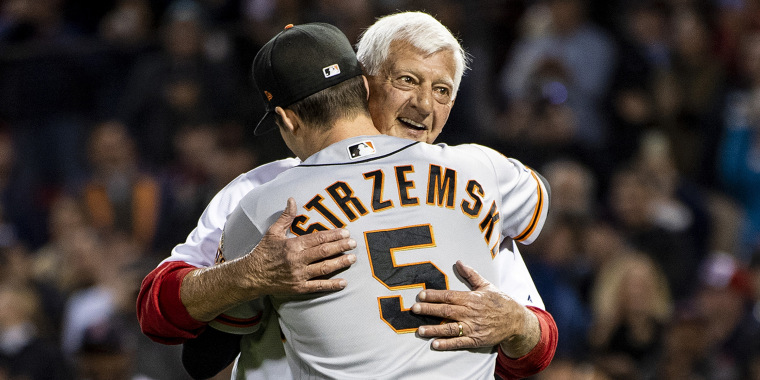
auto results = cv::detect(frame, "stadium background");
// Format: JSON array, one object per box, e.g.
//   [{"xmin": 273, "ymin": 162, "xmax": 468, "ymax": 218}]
[{"xmin": 1, "ymin": 0, "xmax": 760, "ymax": 378}]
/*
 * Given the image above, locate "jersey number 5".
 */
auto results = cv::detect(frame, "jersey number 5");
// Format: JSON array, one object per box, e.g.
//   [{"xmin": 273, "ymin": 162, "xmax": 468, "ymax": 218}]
[{"xmin": 365, "ymin": 224, "xmax": 448, "ymax": 333}]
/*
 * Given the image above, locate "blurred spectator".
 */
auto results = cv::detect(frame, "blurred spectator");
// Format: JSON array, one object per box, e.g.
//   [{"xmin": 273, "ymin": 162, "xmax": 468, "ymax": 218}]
[
  {"xmin": 33, "ymin": 194, "xmax": 90, "ymax": 286},
  {"xmin": 542, "ymin": 158, "xmax": 598, "ymax": 218},
  {"xmin": 32, "ymin": 195, "xmax": 92, "ymax": 329},
  {"xmin": 497, "ymin": 0, "xmax": 617, "ymax": 157},
  {"xmin": 153, "ymin": 121, "xmax": 257, "ymax": 256},
  {"xmin": 98, "ymin": 0, "xmax": 153, "ymax": 48},
  {"xmin": 115, "ymin": 0, "xmax": 245, "ymax": 167},
  {"xmin": 606, "ymin": 159, "xmax": 700, "ymax": 301},
  {"xmin": 589, "ymin": 253, "xmax": 673, "ymax": 380},
  {"xmin": 60, "ymin": 232, "xmax": 186, "ymax": 379},
  {"xmin": 661, "ymin": 252, "xmax": 758, "ymax": 380},
  {"xmin": 658, "ymin": 308, "xmax": 712, "ymax": 380},
  {"xmin": 0, "ymin": 131, "xmax": 48, "ymax": 249},
  {"xmin": 74, "ymin": 318, "xmax": 137, "ymax": 380},
  {"xmin": 651, "ymin": 5, "xmax": 727, "ymax": 186},
  {"xmin": 580, "ymin": 221, "xmax": 630, "ymax": 296},
  {"xmin": 635, "ymin": 130, "xmax": 713, "ymax": 261},
  {"xmin": 0, "ymin": 0, "xmax": 94, "ymax": 200},
  {"xmin": 155, "ymin": 123, "xmax": 221, "ymax": 252},
  {"xmin": 94, "ymin": 0, "xmax": 157, "ymax": 118},
  {"xmin": 605, "ymin": 1, "xmax": 670, "ymax": 171},
  {"xmin": 81, "ymin": 121, "xmax": 164, "ymax": 253},
  {"xmin": 0, "ymin": 284, "xmax": 72, "ymax": 380},
  {"xmin": 209, "ymin": 131, "xmax": 258, "ymax": 190},
  {"xmin": 307, "ymin": 0, "xmax": 374, "ymax": 44},
  {"xmin": 713, "ymin": 0, "xmax": 760, "ymax": 76},
  {"xmin": 524, "ymin": 214, "xmax": 592, "ymax": 360},
  {"xmin": 719, "ymin": 29, "xmax": 760, "ymax": 261}
]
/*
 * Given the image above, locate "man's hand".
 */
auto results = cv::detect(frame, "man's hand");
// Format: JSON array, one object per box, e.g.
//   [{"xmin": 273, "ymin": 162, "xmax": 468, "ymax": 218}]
[
  {"xmin": 181, "ymin": 198, "xmax": 357, "ymax": 322},
  {"xmin": 241, "ymin": 197, "xmax": 357, "ymax": 295},
  {"xmin": 411, "ymin": 260, "xmax": 540, "ymax": 358}
]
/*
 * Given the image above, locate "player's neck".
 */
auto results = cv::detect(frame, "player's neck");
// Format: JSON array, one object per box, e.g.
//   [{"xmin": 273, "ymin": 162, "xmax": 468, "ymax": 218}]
[{"xmin": 299, "ymin": 114, "xmax": 380, "ymax": 159}]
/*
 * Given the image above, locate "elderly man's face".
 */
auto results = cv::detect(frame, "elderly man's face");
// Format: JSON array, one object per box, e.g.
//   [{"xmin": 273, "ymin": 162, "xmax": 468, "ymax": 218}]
[{"xmin": 367, "ymin": 40, "xmax": 457, "ymax": 144}]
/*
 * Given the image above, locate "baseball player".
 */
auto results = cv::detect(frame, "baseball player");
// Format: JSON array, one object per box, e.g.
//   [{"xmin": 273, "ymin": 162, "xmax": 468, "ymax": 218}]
[
  {"xmin": 137, "ymin": 11, "xmax": 557, "ymax": 380},
  {"xmin": 212, "ymin": 22, "xmax": 548, "ymax": 379}
]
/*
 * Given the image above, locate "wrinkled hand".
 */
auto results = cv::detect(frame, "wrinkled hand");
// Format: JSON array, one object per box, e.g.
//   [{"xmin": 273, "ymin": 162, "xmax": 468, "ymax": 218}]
[
  {"xmin": 243, "ymin": 197, "xmax": 357, "ymax": 296},
  {"xmin": 411, "ymin": 260, "xmax": 539, "ymax": 357}
]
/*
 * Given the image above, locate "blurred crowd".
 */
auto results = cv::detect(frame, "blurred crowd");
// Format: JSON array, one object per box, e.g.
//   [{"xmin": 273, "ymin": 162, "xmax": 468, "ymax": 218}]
[{"xmin": 0, "ymin": 0, "xmax": 759, "ymax": 379}]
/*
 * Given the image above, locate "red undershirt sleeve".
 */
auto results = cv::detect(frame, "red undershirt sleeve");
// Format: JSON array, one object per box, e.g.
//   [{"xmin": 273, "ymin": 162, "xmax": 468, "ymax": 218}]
[
  {"xmin": 495, "ymin": 306, "xmax": 558, "ymax": 379},
  {"xmin": 136, "ymin": 261, "xmax": 208, "ymax": 344}
]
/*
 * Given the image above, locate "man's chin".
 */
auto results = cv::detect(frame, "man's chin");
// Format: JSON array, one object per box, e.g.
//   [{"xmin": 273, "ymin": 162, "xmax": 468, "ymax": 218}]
[{"xmin": 401, "ymin": 127, "xmax": 428, "ymax": 142}]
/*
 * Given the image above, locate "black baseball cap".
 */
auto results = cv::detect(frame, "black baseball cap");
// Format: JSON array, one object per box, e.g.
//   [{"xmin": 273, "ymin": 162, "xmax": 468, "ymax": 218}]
[{"xmin": 252, "ymin": 23, "xmax": 364, "ymax": 136}]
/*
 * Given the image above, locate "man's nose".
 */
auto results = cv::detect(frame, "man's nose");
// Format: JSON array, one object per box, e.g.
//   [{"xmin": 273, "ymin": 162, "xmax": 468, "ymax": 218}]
[{"xmin": 410, "ymin": 86, "xmax": 434, "ymax": 116}]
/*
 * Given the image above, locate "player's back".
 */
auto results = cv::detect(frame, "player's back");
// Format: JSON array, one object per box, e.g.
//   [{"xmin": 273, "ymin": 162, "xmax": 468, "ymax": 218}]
[{"xmin": 223, "ymin": 135, "xmax": 541, "ymax": 379}]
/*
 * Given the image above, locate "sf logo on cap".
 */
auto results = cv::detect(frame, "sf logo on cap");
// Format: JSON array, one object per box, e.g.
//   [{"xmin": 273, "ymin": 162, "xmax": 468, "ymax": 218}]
[{"xmin": 323, "ymin": 64, "xmax": 341, "ymax": 78}]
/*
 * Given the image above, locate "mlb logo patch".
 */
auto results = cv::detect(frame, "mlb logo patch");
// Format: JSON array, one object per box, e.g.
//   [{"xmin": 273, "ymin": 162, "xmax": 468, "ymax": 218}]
[
  {"xmin": 323, "ymin": 64, "xmax": 341, "ymax": 78},
  {"xmin": 348, "ymin": 141, "xmax": 375, "ymax": 159}
]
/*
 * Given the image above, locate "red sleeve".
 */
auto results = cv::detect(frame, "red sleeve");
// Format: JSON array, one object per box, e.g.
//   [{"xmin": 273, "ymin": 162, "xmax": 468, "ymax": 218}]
[
  {"xmin": 495, "ymin": 306, "xmax": 558, "ymax": 379},
  {"xmin": 136, "ymin": 261, "xmax": 208, "ymax": 344}
]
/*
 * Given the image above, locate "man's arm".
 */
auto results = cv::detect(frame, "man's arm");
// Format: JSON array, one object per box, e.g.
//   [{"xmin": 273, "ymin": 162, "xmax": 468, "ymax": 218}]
[
  {"xmin": 137, "ymin": 198, "xmax": 357, "ymax": 341},
  {"xmin": 180, "ymin": 198, "xmax": 357, "ymax": 322}
]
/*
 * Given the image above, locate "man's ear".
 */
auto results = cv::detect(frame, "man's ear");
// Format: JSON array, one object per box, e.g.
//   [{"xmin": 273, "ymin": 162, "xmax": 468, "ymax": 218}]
[
  {"xmin": 362, "ymin": 75, "xmax": 370, "ymax": 101},
  {"xmin": 274, "ymin": 106, "xmax": 299, "ymax": 135}
]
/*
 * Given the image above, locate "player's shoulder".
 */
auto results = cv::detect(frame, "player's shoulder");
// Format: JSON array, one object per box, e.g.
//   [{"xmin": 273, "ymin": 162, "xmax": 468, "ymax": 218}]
[
  {"xmin": 241, "ymin": 157, "xmax": 301, "ymax": 185},
  {"xmin": 210, "ymin": 157, "xmax": 300, "ymax": 207},
  {"xmin": 233, "ymin": 158, "xmax": 299, "ymax": 213}
]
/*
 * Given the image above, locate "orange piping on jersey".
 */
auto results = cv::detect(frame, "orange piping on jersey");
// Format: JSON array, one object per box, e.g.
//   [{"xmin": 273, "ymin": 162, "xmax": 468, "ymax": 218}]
[{"xmin": 514, "ymin": 171, "xmax": 544, "ymax": 242}]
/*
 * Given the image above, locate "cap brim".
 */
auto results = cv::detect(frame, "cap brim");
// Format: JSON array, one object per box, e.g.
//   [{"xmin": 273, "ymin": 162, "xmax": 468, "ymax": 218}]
[{"xmin": 253, "ymin": 111, "xmax": 278, "ymax": 136}]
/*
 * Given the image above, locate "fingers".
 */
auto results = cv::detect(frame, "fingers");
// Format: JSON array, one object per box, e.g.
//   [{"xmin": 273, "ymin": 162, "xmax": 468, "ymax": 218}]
[
  {"xmin": 416, "ymin": 322, "xmax": 477, "ymax": 350},
  {"xmin": 304, "ymin": 251, "xmax": 357, "ymax": 279},
  {"xmin": 415, "ymin": 288, "xmax": 468, "ymax": 305},
  {"xmin": 300, "ymin": 250, "xmax": 356, "ymax": 292},
  {"xmin": 417, "ymin": 322, "xmax": 462, "ymax": 338},
  {"xmin": 298, "ymin": 227, "xmax": 353, "ymax": 250},
  {"xmin": 268, "ymin": 198, "xmax": 299, "ymax": 237},
  {"xmin": 430, "ymin": 337, "xmax": 474, "ymax": 351},
  {"xmin": 411, "ymin": 298, "xmax": 464, "ymax": 321},
  {"xmin": 454, "ymin": 260, "xmax": 492, "ymax": 290},
  {"xmin": 299, "ymin": 230, "xmax": 357, "ymax": 264},
  {"xmin": 299, "ymin": 278, "xmax": 349, "ymax": 293}
]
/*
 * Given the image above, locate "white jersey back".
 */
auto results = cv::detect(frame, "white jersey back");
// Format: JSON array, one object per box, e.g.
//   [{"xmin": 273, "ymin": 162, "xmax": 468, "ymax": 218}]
[{"xmin": 221, "ymin": 135, "xmax": 548, "ymax": 379}]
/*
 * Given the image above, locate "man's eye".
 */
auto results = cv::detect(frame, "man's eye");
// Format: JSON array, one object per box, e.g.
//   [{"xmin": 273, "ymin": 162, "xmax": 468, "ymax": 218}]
[
  {"xmin": 399, "ymin": 76, "xmax": 413, "ymax": 84},
  {"xmin": 434, "ymin": 87, "xmax": 452, "ymax": 103}
]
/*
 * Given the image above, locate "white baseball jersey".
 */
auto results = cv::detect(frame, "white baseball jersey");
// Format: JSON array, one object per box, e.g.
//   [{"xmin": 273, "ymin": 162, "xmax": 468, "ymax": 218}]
[{"xmin": 220, "ymin": 135, "xmax": 549, "ymax": 379}]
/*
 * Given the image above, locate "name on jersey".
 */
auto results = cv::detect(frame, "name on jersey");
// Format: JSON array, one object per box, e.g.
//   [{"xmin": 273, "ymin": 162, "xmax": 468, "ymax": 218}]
[{"xmin": 290, "ymin": 164, "xmax": 500, "ymax": 247}]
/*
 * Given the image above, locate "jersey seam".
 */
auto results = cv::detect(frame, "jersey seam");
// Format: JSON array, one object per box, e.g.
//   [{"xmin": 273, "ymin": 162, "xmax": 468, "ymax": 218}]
[{"xmin": 295, "ymin": 141, "xmax": 420, "ymax": 167}]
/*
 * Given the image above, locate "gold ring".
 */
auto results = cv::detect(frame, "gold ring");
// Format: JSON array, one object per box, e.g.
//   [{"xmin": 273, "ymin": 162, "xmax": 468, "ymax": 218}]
[{"xmin": 458, "ymin": 322, "xmax": 464, "ymax": 337}]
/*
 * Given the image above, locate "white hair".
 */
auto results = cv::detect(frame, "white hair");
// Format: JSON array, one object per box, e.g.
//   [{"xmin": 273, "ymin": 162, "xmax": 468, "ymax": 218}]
[{"xmin": 356, "ymin": 11, "xmax": 469, "ymax": 97}]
